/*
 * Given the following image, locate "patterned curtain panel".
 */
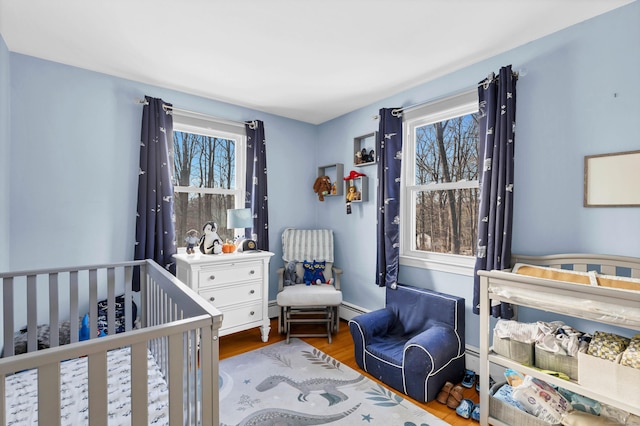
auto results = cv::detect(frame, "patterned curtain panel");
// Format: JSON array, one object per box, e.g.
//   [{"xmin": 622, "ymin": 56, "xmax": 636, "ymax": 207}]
[
  {"xmin": 376, "ymin": 108, "xmax": 403, "ymax": 288},
  {"xmin": 245, "ymin": 120, "xmax": 270, "ymax": 251},
  {"xmin": 473, "ymin": 65, "xmax": 517, "ymax": 317},
  {"xmin": 134, "ymin": 96, "xmax": 176, "ymax": 290}
]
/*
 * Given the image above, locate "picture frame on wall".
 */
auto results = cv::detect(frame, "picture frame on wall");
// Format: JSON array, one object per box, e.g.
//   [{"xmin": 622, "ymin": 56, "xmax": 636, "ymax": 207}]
[{"xmin": 584, "ymin": 149, "xmax": 640, "ymax": 207}]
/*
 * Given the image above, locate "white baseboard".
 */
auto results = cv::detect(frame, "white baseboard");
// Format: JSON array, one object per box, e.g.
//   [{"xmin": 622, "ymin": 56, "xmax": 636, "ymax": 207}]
[{"xmin": 465, "ymin": 344, "xmax": 505, "ymax": 381}]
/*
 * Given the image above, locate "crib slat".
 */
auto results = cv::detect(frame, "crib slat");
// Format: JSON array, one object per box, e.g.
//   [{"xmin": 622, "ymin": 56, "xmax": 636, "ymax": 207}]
[
  {"xmin": 0, "ymin": 372, "xmax": 6, "ymax": 425},
  {"xmin": 168, "ymin": 333, "xmax": 184, "ymax": 424},
  {"xmin": 38, "ymin": 362, "xmax": 61, "ymax": 426},
  {"xmin": 69, "ymin": 270, "xmax": 79, "ymax": 344},
  {"xmin": 131, "ymin": 342, "xmax": 149, "ymax": 425},
  {"xmin": 3, "ymin": 277, "xmax": 15, "ymax": 357},
  {"xmin": 200, "ymin": 324, "xmax": 217, "ymax": 425},
  {"xmin": 124, "ymin": 266, "xmax": 133, "ymax": 332},
  {"xmin": 27, "ymin": 274, "xmax": 38, "ymax": 352},
  {"xmin": 88, "ymin": 351, "xmax": 108, "ymax": 426},
  {"xmin": 107, "ymin": 267, "xmax": 116, "ymax": 336},
  {"xmin": 89, "ymin": 269, "xmax": 98, "ymax": 340},
  {"xmin": 49, "ymin": 273, "xmax": 60, "ymax": 348}
]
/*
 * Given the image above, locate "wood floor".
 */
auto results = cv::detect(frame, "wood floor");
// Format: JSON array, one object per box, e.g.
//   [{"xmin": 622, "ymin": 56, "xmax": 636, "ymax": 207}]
[{"xmin": 219, "ymin": 318, "xmax": 479, "ymax": 425}]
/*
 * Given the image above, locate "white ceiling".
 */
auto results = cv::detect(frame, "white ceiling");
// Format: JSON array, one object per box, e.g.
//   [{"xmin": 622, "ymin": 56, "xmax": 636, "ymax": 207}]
[{"xmin": 0, "ymin": 0, "xmax": 634, "ymax": 124}]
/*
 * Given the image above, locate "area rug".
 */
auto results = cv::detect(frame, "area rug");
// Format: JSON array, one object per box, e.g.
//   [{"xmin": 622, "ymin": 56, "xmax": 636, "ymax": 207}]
[{"xmin": 219, "ymin": 338, "xmax": 450, "ymax": 425}]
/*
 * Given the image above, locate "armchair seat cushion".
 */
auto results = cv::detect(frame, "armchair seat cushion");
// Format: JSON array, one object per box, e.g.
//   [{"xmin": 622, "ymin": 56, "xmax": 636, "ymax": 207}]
[
  {"xmin": 276, "ymin": 283, "xmax": 342, "ymax": 307},
  {"xmin": 366, "ymin": 338, "xmax": 406, "ymax": 365}
]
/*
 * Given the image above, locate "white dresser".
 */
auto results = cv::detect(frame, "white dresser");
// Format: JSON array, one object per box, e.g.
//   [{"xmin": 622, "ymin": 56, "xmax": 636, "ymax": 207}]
[{"xmin": 174, "ymin": 251, "xmax": 274, "ymax": 342}]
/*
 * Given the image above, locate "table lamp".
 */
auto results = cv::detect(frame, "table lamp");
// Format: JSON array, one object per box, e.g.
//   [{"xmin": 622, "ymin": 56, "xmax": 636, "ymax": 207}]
[{"xmin": 227, "ymin": 208, "xmax": 258, "ymax": 252}]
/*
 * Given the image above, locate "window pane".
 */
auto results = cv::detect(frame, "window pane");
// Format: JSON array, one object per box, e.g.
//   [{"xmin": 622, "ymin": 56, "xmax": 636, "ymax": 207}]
[
  {"xmin": 174, "ymin": 131, "xmax": 236, "ymax": 189},
  {"xmin": 414, "ymin": 113, "xmax": 479, "ymax": 185},
  {"xmin": 175, "ymin": 192, "xmax": 235, "ymax": 246},
  {"xmin": 414, "ymin": 188, "xmax": 479, "ymax": 256}
]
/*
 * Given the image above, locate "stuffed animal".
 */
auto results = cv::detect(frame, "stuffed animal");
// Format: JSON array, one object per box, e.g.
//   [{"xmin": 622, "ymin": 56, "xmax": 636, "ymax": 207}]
[
  {"xmin": 199, "ymin": 221, "xmax": 223, "ymax": 254},
  {"xmin": 313, "ymin": 176, "xmax": 332, "ymax": 201},
  {"xmin": 312, "ymin": 260, "xmax": 334, "ymax": 285},
  {"xmin": 283, "ymin": 261, "xmax": 301, "ymax": 286},
  {"xmin": 346, "ymin": 185, "xmax": 359, "ymax": 202},
  {"xmin": 184, "ymin": 229, "xmax": 199, "ymax": 254},
  {"xmin": 302, "ymin": 260, "xmax": 315, "ymax": 285}
]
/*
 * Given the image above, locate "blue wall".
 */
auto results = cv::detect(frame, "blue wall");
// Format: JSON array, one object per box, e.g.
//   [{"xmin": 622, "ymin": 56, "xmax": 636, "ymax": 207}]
[
  {"xmin": 0, "ymin": 35, "xmax": 9, "ymax": 271},
  {"xmin": 314, "ymin": 2, "xmax": 640, "ymax": 346},
  {"xmin": 7, "ymin": 54, "xmax": 319, "ymax": 278},
  {"xmin": 2, "ymin": 2, "xmax": 640, "ymax": 348}
]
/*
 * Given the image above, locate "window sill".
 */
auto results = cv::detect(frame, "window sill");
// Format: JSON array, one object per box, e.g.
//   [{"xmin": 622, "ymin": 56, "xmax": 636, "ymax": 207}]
[{"xmin": 400, "ymin": 254, "xmax": 475, "ymax": 277}]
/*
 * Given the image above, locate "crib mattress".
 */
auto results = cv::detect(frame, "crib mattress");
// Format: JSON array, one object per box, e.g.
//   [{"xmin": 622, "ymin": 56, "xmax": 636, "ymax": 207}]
[{"xmin": 5, "ymin": 347, "xmax": 169, "ymax": 425}]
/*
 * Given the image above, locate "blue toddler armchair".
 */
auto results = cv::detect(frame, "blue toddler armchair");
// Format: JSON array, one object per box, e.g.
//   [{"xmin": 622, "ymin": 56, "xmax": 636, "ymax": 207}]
[{"xmin": 349, "ymin": 284, "xmax": 465, "ymax": 402}]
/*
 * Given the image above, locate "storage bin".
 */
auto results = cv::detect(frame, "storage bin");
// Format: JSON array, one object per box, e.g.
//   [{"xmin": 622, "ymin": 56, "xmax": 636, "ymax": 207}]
[
  {"xmin": 493, "ymin": 330, "xmax": 535, "ymax": 365},
  {"xmin": 489, "ymin": 382, "xmax": 559, "ymax": 426},
  {"xmin": 534, "ymin": 346, "xmax": 579, "ymax": 380},
  {"xmin": 578, "ymin": 351, "xmax": 640, "ymax": 407}
]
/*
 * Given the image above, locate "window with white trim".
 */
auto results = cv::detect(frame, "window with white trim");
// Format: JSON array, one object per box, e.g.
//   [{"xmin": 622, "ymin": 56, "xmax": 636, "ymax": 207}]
[
  {"xmin": 400, "ymin": 89, "xmax": 479, "ymax": 275},
  {"xmin": 172, "ymin": 113, "xmax": 246, "ymax": 248}
]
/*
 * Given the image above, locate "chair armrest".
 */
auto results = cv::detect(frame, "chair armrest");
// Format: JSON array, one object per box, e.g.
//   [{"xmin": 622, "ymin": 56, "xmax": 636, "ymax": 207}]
[
  {"xmin": 332, "ymin": 266, "xmax": 342, "ymax": 290},
  {"xmin": 404, "ymin": 325, "xmax": 463, "ymax": 370},
  {"xmin": 350, "ymin": 308, "xmax": 396, "ymax": 342},
  {"xmin": 276, "ymin": 267, "xmax": 285, "ymax": 291}
]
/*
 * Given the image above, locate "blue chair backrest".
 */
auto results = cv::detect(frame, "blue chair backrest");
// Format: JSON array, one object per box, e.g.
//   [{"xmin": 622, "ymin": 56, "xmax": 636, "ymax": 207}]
[{"xmin": 386, "ymin": 284, "xmax": 464, "ymax": 339}]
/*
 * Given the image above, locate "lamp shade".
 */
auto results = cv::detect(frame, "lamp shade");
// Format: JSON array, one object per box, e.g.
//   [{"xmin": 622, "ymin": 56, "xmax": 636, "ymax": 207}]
[{"xmin": 227, "ymin": 208, "xmax": 253, "ymax": 230}]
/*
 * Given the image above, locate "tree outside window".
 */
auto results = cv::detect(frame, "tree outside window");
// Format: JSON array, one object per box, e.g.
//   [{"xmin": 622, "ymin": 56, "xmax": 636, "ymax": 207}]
[
  {"xmin": 401, "ymin": 90, "xmax": 479, "ymax": 274},
  {"xmin": 172, "ymin": 124, "xmax": 245, "ymax": 247}
]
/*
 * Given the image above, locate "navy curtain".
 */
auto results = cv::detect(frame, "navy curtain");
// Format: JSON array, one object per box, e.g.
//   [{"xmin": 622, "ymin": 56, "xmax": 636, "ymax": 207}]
[
  {"xmin": 376, "ymin": 108, "xmax": 403, "ymax": 288},
  {"xmin": 134, "ymin": 96, "xmax": 176, "ymax": 290},
  {"xmin": 245, "ymin": 120, "xmax": 270, "ymax": 251},
  {"xmin": 473, "ymin": 65, "xmax": 517, "ymax": 317}
]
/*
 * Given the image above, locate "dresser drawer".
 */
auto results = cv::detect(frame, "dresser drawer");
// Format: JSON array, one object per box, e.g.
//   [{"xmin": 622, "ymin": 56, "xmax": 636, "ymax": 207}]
[
  {"xmin": 220, "ymin": 303, "xmax": 263, "ymax": 329},
  {"xmin": 199, "ymin": 282, "xmax": 262, "ymax": 306},
  {"xmin": 198, "ymin": 261, "xmax": 262, "ymax": 287}
]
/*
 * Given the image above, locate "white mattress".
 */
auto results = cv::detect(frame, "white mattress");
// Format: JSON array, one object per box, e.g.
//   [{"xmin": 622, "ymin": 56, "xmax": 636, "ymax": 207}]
[{"xmin": 5, "ymin": 347, "xmax": 169, "ymax": 425}]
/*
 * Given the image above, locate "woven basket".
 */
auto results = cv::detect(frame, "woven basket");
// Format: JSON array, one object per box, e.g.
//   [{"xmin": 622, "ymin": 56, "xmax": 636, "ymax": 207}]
[
  {"xmin": 489, "ymin": 382, "xmax": 560, "ymax": 426},
  {"xmin": 534, "ymin": 346, "xmax": 579, "ymax": 379},
  {"xmin": 493, "ymin": 331, "xmax": 535, "ymax": 365}
]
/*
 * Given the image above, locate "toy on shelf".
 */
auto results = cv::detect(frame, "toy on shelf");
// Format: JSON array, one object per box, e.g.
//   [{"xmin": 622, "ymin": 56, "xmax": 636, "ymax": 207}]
[
  {"xmin": 184, "ymin": 229, "xmax": 199, "ymax": 254},
  {"xmin": 199, "ymin": 221, "xmax": 223, "ymax": 254},
  {"xmin": 346, "ymin": 185, "xmax": 361, "ymax": 202},
  {"xmin": 313, "ymin": 175, "xmax": 332, "ymax": 201}
]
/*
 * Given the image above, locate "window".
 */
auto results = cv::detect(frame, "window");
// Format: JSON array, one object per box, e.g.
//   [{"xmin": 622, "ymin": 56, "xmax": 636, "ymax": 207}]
[
  {"xmin": 401, "ymin": 89, "xmax": 479, "ymax": 275},
  {"xmin": 172, "ymin": 113, "xmax": 246, "ymax": 247}
]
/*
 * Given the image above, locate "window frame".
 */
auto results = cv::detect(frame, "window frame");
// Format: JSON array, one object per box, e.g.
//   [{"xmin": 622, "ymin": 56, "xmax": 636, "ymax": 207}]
[
  {"xmin": 400, "ymin": 89, "xmax": 479, "ymax": 276},
  {"xmin": 171, "ymin": 112, "xmax": 247, "ymax": 251}
]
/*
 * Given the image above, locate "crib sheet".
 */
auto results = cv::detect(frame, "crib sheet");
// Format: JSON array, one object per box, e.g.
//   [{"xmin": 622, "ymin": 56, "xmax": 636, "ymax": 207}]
[{"xmin": 5, "ymin": 347, "xmax": 169, "ymax": 425}]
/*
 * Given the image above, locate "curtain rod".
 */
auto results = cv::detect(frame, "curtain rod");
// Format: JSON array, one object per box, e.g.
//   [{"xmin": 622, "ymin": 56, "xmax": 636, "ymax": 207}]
[
  {"xmin": 373, "ymin": 69, "xmax": 523, "ymax": 120},
  {"xmin": 135, "ymin": 98, "xmax": 257, "ymax": 129}
]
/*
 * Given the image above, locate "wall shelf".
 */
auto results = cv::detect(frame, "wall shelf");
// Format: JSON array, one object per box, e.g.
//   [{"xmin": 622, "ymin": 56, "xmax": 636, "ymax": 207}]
[
  {"xmin": 344, "ymin": 176, "xmax": 368, "ymax": 203},
  {"xmin": 353, "ymin": 132, "xmax": 377, "ymax": 167},
  {"xmin": 317, "ymin": 163, "xmax": 344, "ymax": 197}
]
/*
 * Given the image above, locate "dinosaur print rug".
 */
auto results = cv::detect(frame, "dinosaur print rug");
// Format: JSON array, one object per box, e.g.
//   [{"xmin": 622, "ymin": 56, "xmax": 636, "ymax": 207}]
[{"xmin": 219, "ymin": 338, "xmax": 450, "ymax": 426}]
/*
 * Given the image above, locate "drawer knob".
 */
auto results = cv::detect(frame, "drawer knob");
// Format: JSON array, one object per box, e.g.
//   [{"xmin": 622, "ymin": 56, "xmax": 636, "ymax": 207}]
[
  {"xmin": 250, "ymin": 311, "xmax": 255, "ymax": 316},
  {"xmin": 209, "ymin": 296, "xmax": 215, "ymax": 302},
  {"xmin": 249, "ymin": 270, "xmax": 255, "ymax": 275},
  {"xmin": 249, "ymin": 289, "xmax": 255, "ymax": 295},
  {"xmin": 209, "ymin": 275, "xmax": 216, "ymax": 280}
]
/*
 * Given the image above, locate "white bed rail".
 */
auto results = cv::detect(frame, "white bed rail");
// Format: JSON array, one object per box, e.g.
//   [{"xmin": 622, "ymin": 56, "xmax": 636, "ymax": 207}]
[{"xmin": 0, "ymin": 259, "xmax": 223, "ymax": 426}]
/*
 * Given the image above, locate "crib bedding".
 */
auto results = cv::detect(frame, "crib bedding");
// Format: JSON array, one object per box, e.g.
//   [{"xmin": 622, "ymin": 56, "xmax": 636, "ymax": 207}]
[{"xmin": 5, "ymin": 346, "xmax": 169, "ymax": 425}]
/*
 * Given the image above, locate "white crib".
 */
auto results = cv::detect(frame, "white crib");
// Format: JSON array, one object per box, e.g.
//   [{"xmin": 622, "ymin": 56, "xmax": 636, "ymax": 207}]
[{"xmin": 0, "ymin": 259, "xmax": 222, "ymax": 425}]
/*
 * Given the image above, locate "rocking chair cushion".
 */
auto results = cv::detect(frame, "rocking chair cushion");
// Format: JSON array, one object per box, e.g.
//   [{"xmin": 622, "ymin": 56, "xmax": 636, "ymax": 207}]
[{"xmin": 276, "ymin": 283, "xmax": 342, "ymax": 307}]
